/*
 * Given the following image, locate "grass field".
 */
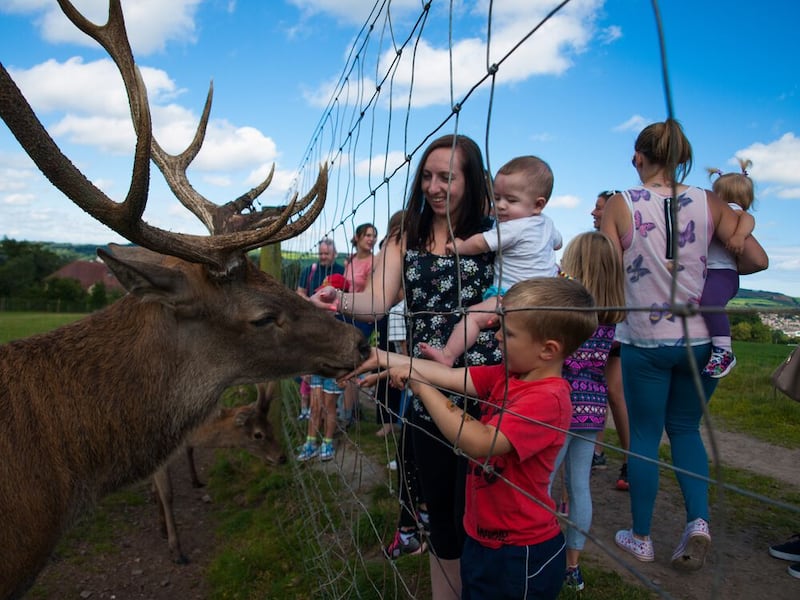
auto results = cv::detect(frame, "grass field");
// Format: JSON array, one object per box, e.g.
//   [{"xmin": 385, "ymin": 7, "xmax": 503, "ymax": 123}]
[{"xmin": 0, "ymin": 311, "xmax": 85, "ymax": 344}]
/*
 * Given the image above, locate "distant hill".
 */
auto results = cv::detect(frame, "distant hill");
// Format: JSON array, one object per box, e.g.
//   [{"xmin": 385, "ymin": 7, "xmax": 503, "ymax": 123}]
[{"xmin": 730, "ymin": 289, "xmax": 800, "ymax": 309}]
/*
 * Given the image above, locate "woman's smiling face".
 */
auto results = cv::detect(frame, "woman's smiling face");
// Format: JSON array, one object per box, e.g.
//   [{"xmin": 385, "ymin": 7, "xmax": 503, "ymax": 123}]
[{"xmin": 421, "ymin": 147, "xmax": 466, "ymax": 219}]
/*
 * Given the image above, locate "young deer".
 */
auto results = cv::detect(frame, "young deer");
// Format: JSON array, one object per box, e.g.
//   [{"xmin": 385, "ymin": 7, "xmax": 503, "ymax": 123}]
[
  {"xmin": 0, "ymin": 3, "xmax": 369, "ymax": 598},
  {"xmin": 153, "ymin": 382, "xmax": 286, "ymax": 564}
]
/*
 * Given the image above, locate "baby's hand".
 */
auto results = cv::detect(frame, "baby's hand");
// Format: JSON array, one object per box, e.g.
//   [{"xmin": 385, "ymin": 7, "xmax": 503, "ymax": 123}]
[
  {"xmin": 726, "ymin": 234, "xmax": 747, "ymax": 255},
  {"xmin": 446, "ymin": 237, "xmax": 464, "ymax": 256}
]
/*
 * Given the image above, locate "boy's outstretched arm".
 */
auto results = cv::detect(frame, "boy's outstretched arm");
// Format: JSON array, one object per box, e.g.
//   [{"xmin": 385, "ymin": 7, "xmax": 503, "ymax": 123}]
[
  {"xmin": 350, "ymin": 348, "xmax": 478, "ymax": 397},
  {"xmin": 390, "ymin": 366, "xmax": 512, "ymax": 458}
]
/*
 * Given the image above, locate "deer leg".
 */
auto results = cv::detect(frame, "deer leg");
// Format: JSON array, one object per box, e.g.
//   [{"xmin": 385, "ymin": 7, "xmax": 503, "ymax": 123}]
[
  {"xmin": 186, "ymin": 446, "xmax": 204, "ymax": 488},
  {"xmin": 152, "ymin": 463, "xmax": 189, "ymax": 564}
]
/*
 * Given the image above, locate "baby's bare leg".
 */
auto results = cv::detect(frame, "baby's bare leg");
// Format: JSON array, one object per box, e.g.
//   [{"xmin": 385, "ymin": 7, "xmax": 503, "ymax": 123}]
[{"xmin": 419, "ymin": 298, "xmax": 498, "ymax": 366}]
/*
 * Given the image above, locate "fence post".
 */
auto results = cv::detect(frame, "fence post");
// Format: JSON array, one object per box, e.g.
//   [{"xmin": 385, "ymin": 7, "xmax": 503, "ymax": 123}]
[{"xmin": 259, "ymin": 243, "xmax": 282, "ymax": 281}]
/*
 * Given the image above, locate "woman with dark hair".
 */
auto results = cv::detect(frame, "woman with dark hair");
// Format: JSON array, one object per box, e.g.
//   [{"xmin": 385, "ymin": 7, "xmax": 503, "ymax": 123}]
[
  {"xmin": 602, "ymin": 119, "xmax": 767, "ymax": 571},
  {"xmin": 313, "ymin": 134, "xmax": 500, "ymax": 599}
]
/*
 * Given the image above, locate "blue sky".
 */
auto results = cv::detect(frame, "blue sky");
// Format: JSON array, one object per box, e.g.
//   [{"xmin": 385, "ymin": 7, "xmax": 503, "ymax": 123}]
[{"xmin": 1, "ymin": 0, "xmax": 798, "ymax": 296}]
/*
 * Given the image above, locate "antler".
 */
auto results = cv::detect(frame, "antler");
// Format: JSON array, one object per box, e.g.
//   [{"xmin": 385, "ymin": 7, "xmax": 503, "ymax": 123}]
[{"xmin": 0, "ymin": 0, "xmax": 326, "ymax": 274}]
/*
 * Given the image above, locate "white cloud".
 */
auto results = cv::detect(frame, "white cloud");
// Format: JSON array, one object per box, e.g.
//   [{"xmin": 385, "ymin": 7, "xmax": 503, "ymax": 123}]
[
  {"xmin": 287, "ymin": 0, "xmax": 420, "ymax": 25},
  {"xmin": 306, "ymin": 0, "xmax": 603, "ymax": 109},
  {"xmin": 737, "ymin": 133, "xmax": 800, "ymax": 187},
  {"xmin": 2, "ymin": 0, "xmax": 204, "ymax": 56},
  {"xmin": 3, "ymin": 192, "xmax": 35, "ymax": 206},
  {"xmin": 613, "ymin": 114, "xmax": 648, "ymax": 133},
  {"xmin": 599, "ymin": 24, "xmax": 622, "ymax": 44},
  {"xmin": 550, "ymin": 194, "xmax": 580, "ymax": 209}
]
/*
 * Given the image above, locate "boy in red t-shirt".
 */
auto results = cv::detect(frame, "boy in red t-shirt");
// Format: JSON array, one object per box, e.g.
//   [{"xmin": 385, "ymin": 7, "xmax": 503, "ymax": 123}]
[{"xmin": 354, "ymin": 277, "xmax": 598, "ymax": 599}]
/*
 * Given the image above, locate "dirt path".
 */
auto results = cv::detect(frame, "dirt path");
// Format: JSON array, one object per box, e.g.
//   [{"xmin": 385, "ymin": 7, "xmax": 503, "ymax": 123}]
[{"xmin": 29, "ymin": 427, "xmax": 800, "ymax": 599}]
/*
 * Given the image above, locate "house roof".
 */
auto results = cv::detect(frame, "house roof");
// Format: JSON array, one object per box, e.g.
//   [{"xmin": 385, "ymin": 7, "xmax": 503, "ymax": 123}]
[{"xmin": 46, "ymin": 260, "xmax": 126, "ymax": 293}]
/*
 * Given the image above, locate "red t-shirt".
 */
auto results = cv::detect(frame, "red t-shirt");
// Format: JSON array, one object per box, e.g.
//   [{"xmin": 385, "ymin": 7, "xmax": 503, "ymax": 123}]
[{"xmin": 465, "ymin": 364, "xmax": 572, "ymax": 548}]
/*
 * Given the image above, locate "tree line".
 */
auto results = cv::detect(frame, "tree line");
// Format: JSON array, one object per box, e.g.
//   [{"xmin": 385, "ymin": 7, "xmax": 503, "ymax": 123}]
[{"xmin": 0, "ymin": 238, "xmax": 123, "ymax": 312}]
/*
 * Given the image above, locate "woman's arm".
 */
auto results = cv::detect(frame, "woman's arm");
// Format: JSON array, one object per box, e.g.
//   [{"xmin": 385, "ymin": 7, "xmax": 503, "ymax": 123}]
[
  {"xmin": 725, "ymin": 211, "xmax": 755, "ymax": 255},
  {"xmin": 390, "ymin": 366, "xmax": 512, "ymax": 458},
  {"xmin": 600, "ymin": 193, "xmax": 629, "ymax": 260},
  {"xmin": 310, "ymin": 238, "xmax": 403, "ymax": 319}
]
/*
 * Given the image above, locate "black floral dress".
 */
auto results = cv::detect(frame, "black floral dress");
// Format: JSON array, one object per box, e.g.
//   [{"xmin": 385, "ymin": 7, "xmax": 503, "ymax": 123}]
[
  {"xmin": 401, "ymin": 246, "xmax": 502, "ymax": 559},
  {"xmin": 404, "ymin": 248, "xmax": 502, "ymax": 421}
]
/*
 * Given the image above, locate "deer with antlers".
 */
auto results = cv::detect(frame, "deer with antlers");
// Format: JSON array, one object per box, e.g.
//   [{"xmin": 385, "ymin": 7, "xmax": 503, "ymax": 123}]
[
  {"xmin": 0, "ymin": 2, "xmax": 368, "ymax": 598},
  {"xmin": 152, "ymin": 382, "xmax": 286, "ymax": 564}
]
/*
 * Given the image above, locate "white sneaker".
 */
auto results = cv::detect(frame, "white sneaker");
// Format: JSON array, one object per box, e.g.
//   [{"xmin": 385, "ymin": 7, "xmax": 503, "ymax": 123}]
[{"xmin": 671, "ymin": 518, "xmax": 711, "ymax": 571}]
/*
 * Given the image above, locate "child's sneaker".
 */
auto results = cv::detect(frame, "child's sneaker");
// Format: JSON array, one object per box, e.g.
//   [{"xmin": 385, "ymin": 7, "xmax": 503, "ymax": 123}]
[
  {"xmin": 296, "ymin": 441, "xmax": 319, "ymax": 462},
  {"xmin": 615, "ymin": 462, "xmax": 630, "ymax": 491},
  {"xmin": 788, "ymin": 562, "xmax": 800, "ymax": 579},
  {"xmin": 671, "ymin": 517, "xmax": 711, "ymax": 571},
  {"xmin": 591, "ymin": 451, "xmax": 607, "ymax": 471},
  {"xmin": 702, "ymin": 346, "xmax": 737, "ymax": 378},
  {"xmin": 384, "ymin": 529, "xmax": 427, "ymax": 560},
  {"xmin": 615, "ymin": 529, "xmax": 655, "ymax": 562},
  {"xmin": 416, "ymin": 509, "xmax": 431, "ymax": 536},
  {"xmin": 319, "ymin": 441, "xmax": 335, "ymax": 461},
  {"xmin": 564, "ymin": 565, "xmax": 585, "ymax": 591}
]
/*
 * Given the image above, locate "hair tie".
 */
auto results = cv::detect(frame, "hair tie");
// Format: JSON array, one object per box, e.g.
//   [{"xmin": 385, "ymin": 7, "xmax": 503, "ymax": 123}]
[{"xmin": 558, "ymin": 270, "xmax": 574, "ymax": 281}]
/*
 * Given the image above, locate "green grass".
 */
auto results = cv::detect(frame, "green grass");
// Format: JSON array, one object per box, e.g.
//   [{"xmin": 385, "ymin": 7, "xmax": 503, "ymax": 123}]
[
  {"xmin": 710, "ymin": 341, "xmax": 800, "ymax": 447},
  {"xmin": 0, "ymin": 311, "xmax": 85, "ymax": 343}
]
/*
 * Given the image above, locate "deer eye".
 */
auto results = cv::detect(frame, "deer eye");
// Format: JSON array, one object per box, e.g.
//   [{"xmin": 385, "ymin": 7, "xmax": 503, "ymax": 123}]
[{"xmin": 250, "ymin": 314, "xmax": 276, "ymax": 328}]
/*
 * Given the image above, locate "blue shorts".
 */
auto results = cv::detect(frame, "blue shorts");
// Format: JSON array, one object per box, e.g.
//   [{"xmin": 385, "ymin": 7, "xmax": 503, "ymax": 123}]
[
  {"xmin": 309, "ymin": 374, "xmax": 340, "ymax": 394},
  {"xmin": 482, "ymin": 285, "xmax": 507, "ymax": 301}
]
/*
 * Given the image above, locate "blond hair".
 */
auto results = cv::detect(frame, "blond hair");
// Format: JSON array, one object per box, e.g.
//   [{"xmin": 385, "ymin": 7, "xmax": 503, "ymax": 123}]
[
  {"xmin": 496, "ymin": 155, "xmax": 554, "ymax": 202},
  {"xmin": 707, "ymin": 158, "xmax": 755, "ymax": 211},
  {"xmin": 560, "ymin": 232, "xmax": 625, "ymax": 324},
  {"xmin": 501, "ymin": 277, "xmax": 598, "ymax": 358}
]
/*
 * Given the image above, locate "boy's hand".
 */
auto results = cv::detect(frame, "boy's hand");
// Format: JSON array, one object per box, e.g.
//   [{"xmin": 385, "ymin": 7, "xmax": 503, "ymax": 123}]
[{"xmin": 387, "ymin": 365, "xmax": 425, "ymax": 392}]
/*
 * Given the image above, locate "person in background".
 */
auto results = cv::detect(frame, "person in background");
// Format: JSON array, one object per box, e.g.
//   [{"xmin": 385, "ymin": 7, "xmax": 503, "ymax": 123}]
[
  {"xmin": 296, "ymin": 273, "xmax": 351, "ymax": 462},
  {"xmin": 700, "ymin": 159, "xmax": 757, "ymax": 378},
  {"xmin": 296, "ymin": 238, "xmax": 343, "ymax": 298},
  {"xmin": 419, "ymin": 155, "xmax": 562, "ymax": 367},
  {"xmin": 589, "ymin": 190, "xmax": 631, "ymax": 491},
  {"xmin": 312, "ymin": 134, "xmax": 501, "ymax": 599},
  {"xmin": 549, "ymin": 231, "xmax": 625, "ymax": 592},
  {"xmin": 295, "ymin": 238, "xmax": 345, "ymax": 420},
  {"xmin": 341, "ymin": 223, "xmax": 379, "ymax": 427},
  {"xmin": 356, "ymin": 277, "xmax": 598, "ymax": 599},
  {"xmin": 602, "ymin": 118, "xmax": 768, "ymax": 570}
]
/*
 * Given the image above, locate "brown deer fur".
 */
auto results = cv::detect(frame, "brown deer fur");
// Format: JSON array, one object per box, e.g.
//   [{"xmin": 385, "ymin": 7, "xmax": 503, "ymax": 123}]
[{"xmin": 0, "ymin": 248, "xmax": 368, "ymax": 599}]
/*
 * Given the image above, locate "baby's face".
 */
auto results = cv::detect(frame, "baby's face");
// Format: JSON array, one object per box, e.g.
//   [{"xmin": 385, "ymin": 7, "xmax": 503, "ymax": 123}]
[{"xmin": 492, "ymin": 172, "xmax": 543, "ymax": 222}]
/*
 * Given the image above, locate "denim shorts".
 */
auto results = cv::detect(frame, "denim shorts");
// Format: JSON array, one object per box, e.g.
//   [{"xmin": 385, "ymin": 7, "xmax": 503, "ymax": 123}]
[{"xmin": 309, "ymin": 374, "xmax": 340, "ymax": 394}]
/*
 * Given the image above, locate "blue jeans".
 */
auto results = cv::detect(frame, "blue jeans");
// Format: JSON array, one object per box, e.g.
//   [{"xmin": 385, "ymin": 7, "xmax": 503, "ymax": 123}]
[
  {"xmin": 550, "ymin": 430, "xmax": 598, "ymax": 551},
  {"xmin": 621, "ymin": 344, "xmax": 718, "ymax": 536},
  {"xmin": 461, "ymin": 533, "xmax": 566, "ymax": 600}
]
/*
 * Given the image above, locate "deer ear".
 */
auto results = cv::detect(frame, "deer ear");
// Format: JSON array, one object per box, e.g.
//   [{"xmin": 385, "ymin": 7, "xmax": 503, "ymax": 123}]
[{"xmin": 98, "ymin": 245, "xmax": 190, "ymax": 301}]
